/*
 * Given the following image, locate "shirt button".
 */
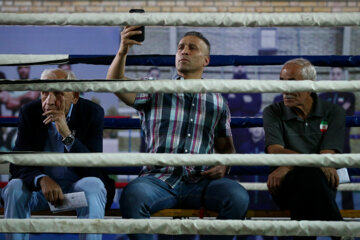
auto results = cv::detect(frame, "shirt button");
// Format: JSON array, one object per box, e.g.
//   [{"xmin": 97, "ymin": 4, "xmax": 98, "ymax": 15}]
[
  {"xmin": 185, "ymin": 149, "xmax": 188, "ymax": 153},
  {"xmin": 187, "ymin": 133, "xmax": 191, "ymax": 137},
  {"xmin": 192, "ymin": 104, "xmax": 195, "ymax": 107},
  {"xmin": 190, "ymin": 118, "xmax": 193, "ymax": 122},
  {"xmin": 305, "ymin": 122, "xmax": 308, "ymax": 126}
]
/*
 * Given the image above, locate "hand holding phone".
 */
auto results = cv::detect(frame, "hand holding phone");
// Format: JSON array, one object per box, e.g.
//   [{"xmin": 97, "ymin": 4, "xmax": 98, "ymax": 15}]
[{"xmin": 129, "ymin": 9, "xmax": 145, "ymax": 42}]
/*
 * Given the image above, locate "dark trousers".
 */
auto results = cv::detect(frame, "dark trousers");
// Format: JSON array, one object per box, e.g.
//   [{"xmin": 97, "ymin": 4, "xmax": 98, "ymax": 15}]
[{"xmin": 272, "ymin": 167, "xmax": 343, "ymax": 240}]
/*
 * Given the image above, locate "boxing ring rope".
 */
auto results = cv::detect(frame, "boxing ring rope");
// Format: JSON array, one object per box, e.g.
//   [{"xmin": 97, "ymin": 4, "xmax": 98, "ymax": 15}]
[
  {"xmin": 0, "ymin": 219, "xmax": 359, "ymax": 237},
  {"xmin": 1, "ymin": 79, "xmax": 360, "ymax": 93},
  {"xmin": 1, "ymin": 12, "xmax": 360, "ymax": 27},
  {"xmin": 2, "ymin": 12, "xmax": 360, "ymax": 238},
  {"xmin": 1, "ymin": 152, "xmax": 360, "ymax": 168},
  {"xmin": 1, "ymin": 152, "xmax": 360, "ymax": 191}
]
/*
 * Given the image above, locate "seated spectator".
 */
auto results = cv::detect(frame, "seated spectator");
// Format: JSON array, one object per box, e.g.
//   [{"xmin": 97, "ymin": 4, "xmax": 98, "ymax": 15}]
[
  {"xmin": 106, "ymin": 26, "xmax": 249, "ymax": 240},
  {"xmin": 1, "ymin": 68, "xmax": 115, "ymax": 240},
  {"xmin": 263, "ymin": 58, "xmax": 344, "ymax": 240},
  {"xmin": 146, "ymin": 67, "xmax": 160, "ymax": 80}
]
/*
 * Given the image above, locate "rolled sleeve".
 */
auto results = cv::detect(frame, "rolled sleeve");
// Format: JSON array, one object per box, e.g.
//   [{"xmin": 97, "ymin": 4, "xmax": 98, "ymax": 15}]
[
  {"xmin": 34, "ymin": 174, "xmax": 47, "ymax": 188},
  {"xmin": 133, "ymin": 93, "xmax": 151, "ymax": 110}
]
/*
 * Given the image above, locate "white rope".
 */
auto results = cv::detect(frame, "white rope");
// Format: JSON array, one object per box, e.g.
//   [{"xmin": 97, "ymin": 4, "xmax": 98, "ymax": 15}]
[
  {"xmin": 335, "ymin": 183, "xmax": 360, "ymax": 192},
  {"xmin": 0, "ymin": 219, "xmax": 358, "ymax": 236},
  {"xmin": 0, "ymin": 163, "xmax": 8, "ymax": 174},
  {"xmin": 1, "ymin": 79, "xmax": 359, "ymax": 93},
  {"xmin": 0, "ymin": 54, "xmax": 69, "ymax": 66},
  {"xmin": 1, "ymin": 152, "xmax": 360, "ymax": 168},
  {"xmin": 1, "ymin": 13, "xmax": 359, "ymax": 27},
  {"xmin": 3, "ymin": 155, "xmax": 358, "ymax": 190}
]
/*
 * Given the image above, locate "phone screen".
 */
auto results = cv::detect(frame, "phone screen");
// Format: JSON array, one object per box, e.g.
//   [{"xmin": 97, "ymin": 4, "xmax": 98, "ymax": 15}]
[{"xmin": 129, "ymin": 9, "xmax": 145, "ymax": 42}]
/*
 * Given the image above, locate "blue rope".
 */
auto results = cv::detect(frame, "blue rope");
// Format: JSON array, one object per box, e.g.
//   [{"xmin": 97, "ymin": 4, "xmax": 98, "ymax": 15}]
[
  {"xmin": 4, "ymin": 55, "xmax": 359, "ymax": 67},
  {"xmin": 1, "ymin": 116, "xmax": 360, "ymax": 128},
  {"xmin": 67, "ymin": 55, "xmax": 360, "ymax": 67}
]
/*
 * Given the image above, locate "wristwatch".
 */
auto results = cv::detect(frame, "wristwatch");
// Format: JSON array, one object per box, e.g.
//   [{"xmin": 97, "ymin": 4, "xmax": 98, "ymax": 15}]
[{"xmin": 62, "ymin": 132, "xmax": 75, "ymax": 146}]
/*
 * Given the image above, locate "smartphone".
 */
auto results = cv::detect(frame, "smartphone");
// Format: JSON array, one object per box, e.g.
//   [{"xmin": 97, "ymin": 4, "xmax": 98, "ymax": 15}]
[{"xmin": 129, "ymin": 9, "xmax": 145, "ymax": 42}]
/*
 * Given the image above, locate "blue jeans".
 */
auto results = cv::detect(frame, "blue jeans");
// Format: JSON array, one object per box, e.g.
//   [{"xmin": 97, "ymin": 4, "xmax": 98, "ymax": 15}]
[
  {"xmin": 2, "ymin": 177, "xmax": 107, "ymax": 240},
  {"xmin": 120, "ymin": 176, "xmax": 249, "ymax": 240}
]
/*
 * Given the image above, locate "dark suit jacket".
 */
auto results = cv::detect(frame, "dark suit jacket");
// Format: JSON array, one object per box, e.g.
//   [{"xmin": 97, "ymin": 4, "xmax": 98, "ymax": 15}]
[{"xmin": 10, "ymin": 98, "xmax": 115, "ymax": 209}]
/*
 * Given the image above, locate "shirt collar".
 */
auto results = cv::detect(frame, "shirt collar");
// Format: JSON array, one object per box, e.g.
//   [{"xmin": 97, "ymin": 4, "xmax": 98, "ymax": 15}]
[{"xmin": 66, "ymin": 103, "xmax": 74, "ymax": 122}]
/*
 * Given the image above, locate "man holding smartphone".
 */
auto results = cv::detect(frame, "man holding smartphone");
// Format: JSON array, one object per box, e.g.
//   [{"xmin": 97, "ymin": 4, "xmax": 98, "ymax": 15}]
[{"xmin": 107, "ymin": 26, "xmax": 249, "ymax": 240}]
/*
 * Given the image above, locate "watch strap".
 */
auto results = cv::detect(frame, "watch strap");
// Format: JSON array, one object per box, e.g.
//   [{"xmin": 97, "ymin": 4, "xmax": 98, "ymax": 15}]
[{"xmin": 62, "ymin": 131, "xmax": 75, "ymax": 146}]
